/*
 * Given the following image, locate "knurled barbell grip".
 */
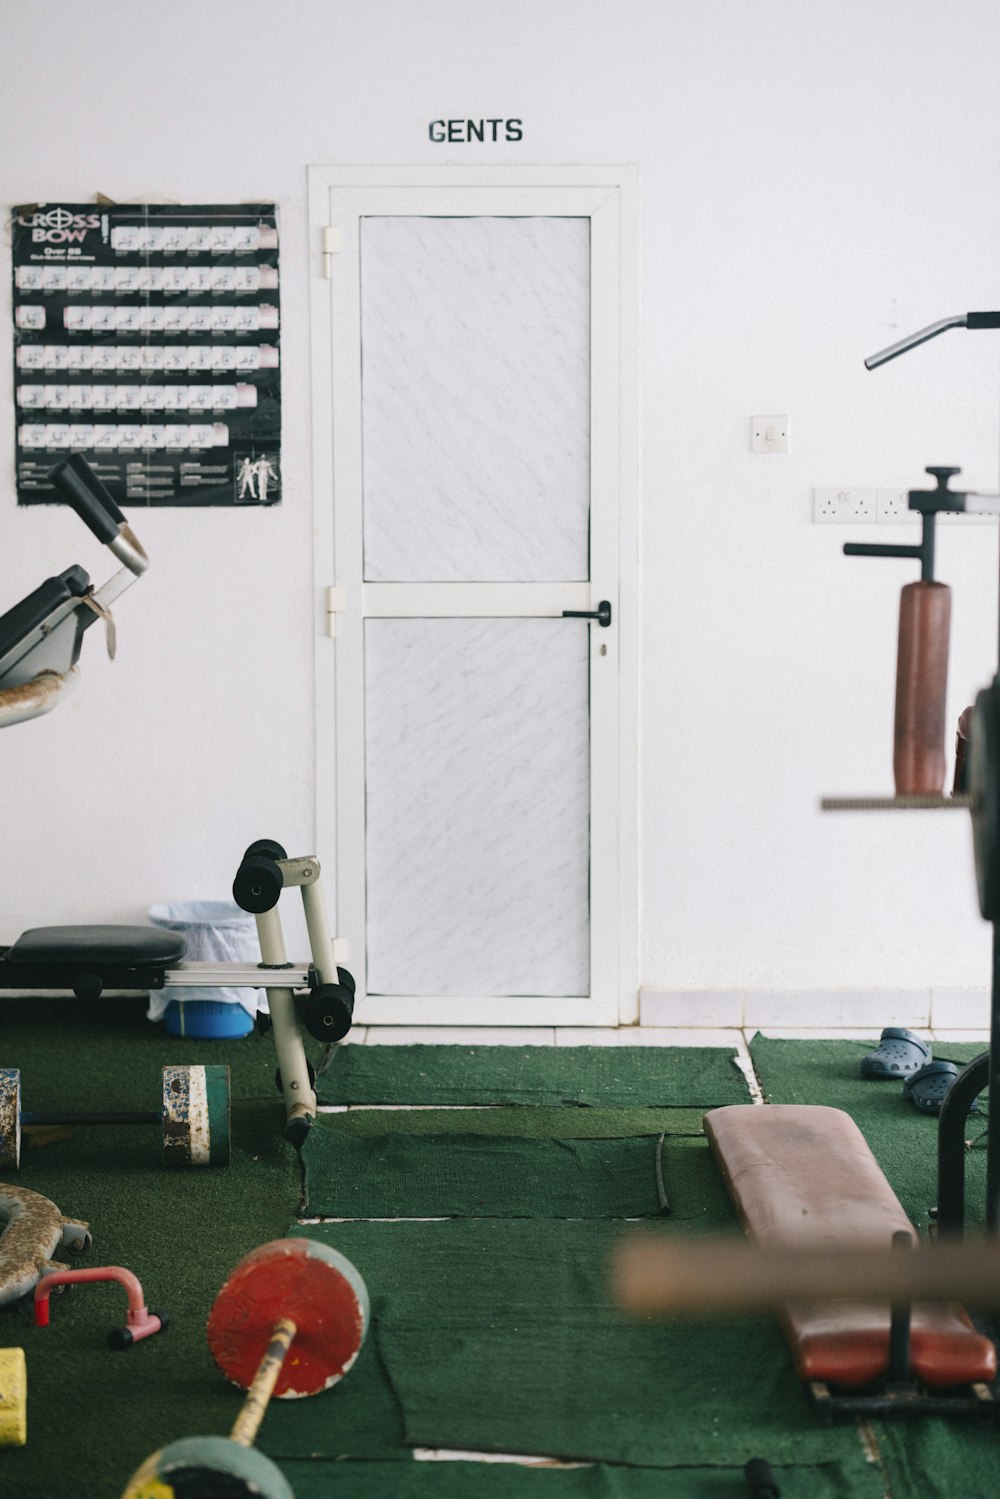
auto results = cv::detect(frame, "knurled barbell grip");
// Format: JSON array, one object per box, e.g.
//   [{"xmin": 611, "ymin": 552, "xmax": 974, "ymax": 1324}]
[{"xmin": 229, "ymin": 1317, "xmax": 298, "ymax": 1449}]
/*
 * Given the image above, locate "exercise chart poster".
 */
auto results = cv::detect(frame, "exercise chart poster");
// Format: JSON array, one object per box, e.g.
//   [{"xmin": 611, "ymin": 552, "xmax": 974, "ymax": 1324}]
[{"xmin": 11, "ymin": 202, "xmax": 281, "ymax": 507}]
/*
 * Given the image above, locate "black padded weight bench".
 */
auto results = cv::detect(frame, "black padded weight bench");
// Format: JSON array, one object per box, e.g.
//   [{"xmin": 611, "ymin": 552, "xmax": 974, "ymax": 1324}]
[
  {"xmin": 0, "ymin": 841, "xmax": 356, "ymax": 1148},
  {"xmin": 0, "ymin": 925, "xmax": 186, "ymax": 1000}
]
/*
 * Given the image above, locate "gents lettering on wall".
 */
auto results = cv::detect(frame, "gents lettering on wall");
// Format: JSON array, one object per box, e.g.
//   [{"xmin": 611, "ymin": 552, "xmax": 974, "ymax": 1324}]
[{"xmin": 428, "ymin": 119, "xmax": 523, "ymax": 142}]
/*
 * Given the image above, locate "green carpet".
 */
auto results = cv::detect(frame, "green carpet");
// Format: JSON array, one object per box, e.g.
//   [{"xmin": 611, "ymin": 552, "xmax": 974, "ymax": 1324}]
[
  {"xmin": 279, "ymin": 1455, "xmax": 881, "ymax": 1498},
  {"xmin": 2, "ymin": 1005, "xmax": 988, "ymax": 1499},
  {"xmin": 260, "ymin": 1218, "xmax": 873, "ymax": 1477},
  {"xmin": 748, "ymin": 1035, "xmax": 988, "ymax": 1232},
  {"xmin": 325, "ymin": 1105, "xmax": 708, "ymax": 1137},
  {"xmin": 317, "ymin": 1044, "xmax": 748, "ymax": 1107},
  {"xmin": 749, "ymin": 1033, "xmax": 996, "ymax": 1499},
  {"xmin": 302, "ymin": 1123, "xmax": 732, "ymax": 1220},
  {"xmin": 303, "ymin": 1130, "xmax": 665, "ymax": 1218},
  {"xmin": 0, "ymin": 995, "xmax": 312, "ymax": 1499},
  {"xmin": 873, "ymin": 1419, "xmax": 998, "ymax": 1499}
]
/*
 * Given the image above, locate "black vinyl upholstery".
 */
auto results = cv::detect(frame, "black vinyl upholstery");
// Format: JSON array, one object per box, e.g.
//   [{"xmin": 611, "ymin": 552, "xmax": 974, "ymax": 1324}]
[
  {"xmin": 7, "ymin": 925, "xmax": 187, "ymax": 966},
  {"xmin": 0, "ymin": 566, "xmax": 93, "ymax": 663}
]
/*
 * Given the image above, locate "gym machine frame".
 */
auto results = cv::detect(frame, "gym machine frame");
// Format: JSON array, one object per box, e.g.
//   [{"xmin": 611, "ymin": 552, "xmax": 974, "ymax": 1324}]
[
  {"xmin": 230, "ymin": 839, "xmax": 355, "ymax": 1144},
  {"xmin": 0, "ymin": 841, "xmax": 355, "ymax": 1148},
  {"xmin": 0, "ymin": 458, "xmax": 354, "ymax": 1148},
  {"xmin": 613, "ymin": 317, "xmax": 1000, "ymax": 1426},
  {"xmin": 829, "ymin": 309, "xmax": 1000, "ymax": 1241}
]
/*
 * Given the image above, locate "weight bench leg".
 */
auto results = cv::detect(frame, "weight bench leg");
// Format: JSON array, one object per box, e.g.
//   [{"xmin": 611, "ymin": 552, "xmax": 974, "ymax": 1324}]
[
  {"xmin": 987, "ymin": 919, "xmax": 1000, "ymax": 1236},
  {"xmin": 939, "ymin": 920, "xmax": 1000, "ymax": 1239},
  {"xmin": 937, "ymin": 1050, "xmax": 989, "ymax": 1237},
  {"xmin": 254, "ymin": 907, "xmax": 317, "ymax": 1146}
]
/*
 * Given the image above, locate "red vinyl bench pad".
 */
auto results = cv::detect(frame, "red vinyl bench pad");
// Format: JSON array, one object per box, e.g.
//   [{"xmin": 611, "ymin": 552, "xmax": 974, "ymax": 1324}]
[{"xmin": 704, "ymin": 1103, "xmax": 996, "ymax": 1389}]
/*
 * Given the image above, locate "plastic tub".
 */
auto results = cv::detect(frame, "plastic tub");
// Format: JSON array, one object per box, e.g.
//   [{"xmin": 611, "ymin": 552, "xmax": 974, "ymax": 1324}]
[{"xmin": 147, "ymin": 900, "xmax": 259, "ymax": 1039}]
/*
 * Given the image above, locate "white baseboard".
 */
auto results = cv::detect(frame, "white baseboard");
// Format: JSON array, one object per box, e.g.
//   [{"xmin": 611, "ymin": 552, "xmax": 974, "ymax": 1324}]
[
  {"xmin": 640, "ymin": 988, "xmax": 743, "ymax": 1027},
  {"xmin": 640, "ymin": 987, "xmax": 992, "ymax": 1032}
]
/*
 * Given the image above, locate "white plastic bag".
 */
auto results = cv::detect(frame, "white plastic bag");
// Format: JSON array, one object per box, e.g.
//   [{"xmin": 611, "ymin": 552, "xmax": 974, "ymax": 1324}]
[{"xmin": 146, "ymin": 900, "xmax": 263, "ymax": 1021}]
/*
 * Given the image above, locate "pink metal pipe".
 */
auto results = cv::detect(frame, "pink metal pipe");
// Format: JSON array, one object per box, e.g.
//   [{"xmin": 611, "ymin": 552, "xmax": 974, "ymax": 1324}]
[{"xmin": 34, "ymin": 1265, "xmax": 165, "ymax": 1346}]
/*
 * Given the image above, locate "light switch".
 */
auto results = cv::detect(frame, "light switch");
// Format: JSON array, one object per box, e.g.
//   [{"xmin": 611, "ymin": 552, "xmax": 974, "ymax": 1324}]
[{"xmin": 751, "ymin": 415, "xmax": 789, "ymax": 454}]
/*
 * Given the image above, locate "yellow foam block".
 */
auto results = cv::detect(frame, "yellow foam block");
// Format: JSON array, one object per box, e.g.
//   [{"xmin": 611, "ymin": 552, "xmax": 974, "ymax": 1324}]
[{"xmin": 0, "ymin": 1347, "xmax": 26, "ymax": 1447}]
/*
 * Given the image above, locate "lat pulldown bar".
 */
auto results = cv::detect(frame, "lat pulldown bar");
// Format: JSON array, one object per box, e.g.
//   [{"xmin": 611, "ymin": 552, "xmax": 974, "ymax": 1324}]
[{"xmin": 865, "ymin": 310, "xmax": 1000, "ymax": 369}]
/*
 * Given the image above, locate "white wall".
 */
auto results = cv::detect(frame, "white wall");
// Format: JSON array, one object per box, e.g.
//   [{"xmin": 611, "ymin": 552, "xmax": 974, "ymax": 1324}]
[{"xmin": 1, "ymin": 0, "xmax": 998, "ymax": 1015}]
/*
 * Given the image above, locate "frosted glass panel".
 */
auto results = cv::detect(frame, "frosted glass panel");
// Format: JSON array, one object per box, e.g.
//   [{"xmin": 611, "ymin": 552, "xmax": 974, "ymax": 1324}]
[
  {"xmin": 360, "ymin": 216, "xmax": 590, "ymax": 582},
  {"xmin": 364, "ymin": 618, "xmax": 590, "ymax": 995}
]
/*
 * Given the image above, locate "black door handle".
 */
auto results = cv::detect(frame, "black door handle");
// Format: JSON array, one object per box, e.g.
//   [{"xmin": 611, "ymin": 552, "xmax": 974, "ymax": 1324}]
[{"xmin": 561, "ymin": 601, "xmax": 612, "ymax": 627}]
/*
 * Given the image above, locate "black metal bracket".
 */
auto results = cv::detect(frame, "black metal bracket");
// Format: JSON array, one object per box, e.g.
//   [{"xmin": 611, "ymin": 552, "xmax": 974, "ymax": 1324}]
[
  {"xmin": 561, "ymin": 601, "xmax": 612, "ymax": 627},
  {"xmin": 843, "ymin": 467, "xmax": 968, "ymax": 583},
  {"xmin": 935, "ymin": 1049, "xmax": 989, "ymax": 1237},
  {"xmin": 804, "ymin": 1229, "xmax": 1000, "ymax": 1425},
  {"xmin": 809, "ymin": 1376, "xmax": 998, "ymax": 1424}
]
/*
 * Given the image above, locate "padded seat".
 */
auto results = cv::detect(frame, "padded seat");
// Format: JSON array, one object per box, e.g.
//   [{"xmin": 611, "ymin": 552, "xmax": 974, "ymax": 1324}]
[
  {"xmin": 0, "ymin": 566, "xmax": 92, "ymax": 663},
  {"xmin": 704, "ymin": 1103, "xmax": 997, "ymax": 1389},
  {"xmin": 7, "ymin": 925, "xmax": 186, "ymax": 966}
]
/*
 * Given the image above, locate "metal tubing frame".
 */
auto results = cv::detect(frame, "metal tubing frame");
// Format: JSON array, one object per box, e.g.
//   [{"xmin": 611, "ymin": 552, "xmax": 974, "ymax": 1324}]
[
  {"xmin": 988, "ymin": 921, "xmax": 1000, "ymax": 1235},
  {"xmin": 300, "ymin": 879, "xmax": 337, "ymax": 986},
  {"xmin": 936, "ymin": 923, "xmax": 1000, "ymax": 1237},
  {"xmin": 160, "ymin": 961, "xmax": 315, "ymax": 988},
  {"xmin": 252, "ymin": 904, "xmax": 318, "ymax": 1138},
  {"xmin": 937, "ymin": 1051, "xmax": 990, "ymax": 1237},
  {"xmin": 0, "ymin": 667, "xmax": 79, "ymax": 728},
  {"xmin": 246, "ymin": 853, "xmax": 340, "ymax": 1141},
  {"xmin": 864, "ymin": 314, "xmax": 969, "ymax": 370},
  {"xmin": 810, "ymin": 1378, "xmax": 997, "ymax": 1424}
]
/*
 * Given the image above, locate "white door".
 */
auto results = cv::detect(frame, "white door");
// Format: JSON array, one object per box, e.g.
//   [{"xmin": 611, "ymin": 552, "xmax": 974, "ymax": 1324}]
[{"xmin": 309, "ymin": 166, "xmax": 637, "ymax": 1027}]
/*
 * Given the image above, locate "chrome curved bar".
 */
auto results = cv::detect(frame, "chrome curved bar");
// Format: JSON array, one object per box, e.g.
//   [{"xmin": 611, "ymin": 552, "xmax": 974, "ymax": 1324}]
[{"xmin": 865, "ymin": 314, "xmax": 969, "ymax": 370}]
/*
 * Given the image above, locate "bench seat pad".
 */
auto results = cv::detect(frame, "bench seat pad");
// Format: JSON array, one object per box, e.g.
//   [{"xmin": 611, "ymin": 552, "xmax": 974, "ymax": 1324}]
[
  {"xmin": 6, "ymin": 925, "xmax": 186, "ymax": 967},
  {"xmin": 704, "ymin": 1103, "xmax": 996, "ymax": 1388}
]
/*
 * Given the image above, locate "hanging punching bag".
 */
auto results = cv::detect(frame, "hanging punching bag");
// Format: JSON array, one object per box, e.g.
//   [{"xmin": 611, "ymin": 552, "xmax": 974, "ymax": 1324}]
[{"xmin": 893, "ymin": 580, "xmax": 951, "ymax": 795}]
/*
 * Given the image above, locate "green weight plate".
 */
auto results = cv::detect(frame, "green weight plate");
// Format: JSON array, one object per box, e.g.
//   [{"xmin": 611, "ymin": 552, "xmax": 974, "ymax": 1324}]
[
  {"xmin": 970, "ymin": 678, "xmax": 1000, "ymax": 921},
  {"xmin": 122, "ymin": 1433, "xmax": 293, "ymax": 1499},
  {"xmin": 160, "ymin": 1064, "xmax": 231, "ymax": 1168},
  {"xmin": 0, "ymin": 1069, "xmax": 21, "ymax": 1171}
]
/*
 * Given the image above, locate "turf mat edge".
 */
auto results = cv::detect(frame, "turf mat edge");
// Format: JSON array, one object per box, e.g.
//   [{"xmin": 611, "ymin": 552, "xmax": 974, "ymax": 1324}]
[{"xmin": 317, "ymin": 1044, "xmax": 749, "ymax": 1107}]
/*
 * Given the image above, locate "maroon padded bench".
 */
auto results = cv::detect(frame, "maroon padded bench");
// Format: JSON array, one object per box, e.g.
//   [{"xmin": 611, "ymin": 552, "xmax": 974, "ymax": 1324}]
[{"xmin": 704, "ymin": 1104, "xmax": 996, "ymax": 1388}]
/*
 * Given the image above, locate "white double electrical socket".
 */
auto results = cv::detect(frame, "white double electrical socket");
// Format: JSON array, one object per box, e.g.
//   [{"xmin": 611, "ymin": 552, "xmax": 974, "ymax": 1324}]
[
  {"xmin": 876, "ymin": 489, "xmax": 910, "ymax": 522},
  {"xmin": 813, "ymin": 487, "xmax": 876, "ymax": 522},
  {"xmin": 809, "ymin": 486, "xmax": 988, "ymax": 525}
]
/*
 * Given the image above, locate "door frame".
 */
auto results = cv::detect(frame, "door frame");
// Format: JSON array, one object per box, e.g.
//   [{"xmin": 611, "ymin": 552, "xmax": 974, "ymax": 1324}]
[{"xmin": 307, "ymin": 163, "xmax": 639, "ymax": 1026}]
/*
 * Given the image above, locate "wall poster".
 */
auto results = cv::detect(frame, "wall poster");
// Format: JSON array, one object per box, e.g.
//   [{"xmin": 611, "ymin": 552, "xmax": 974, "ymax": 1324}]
[{"xmin": 11, "ymin": 202, "xmax": 281, "ymax": 507}]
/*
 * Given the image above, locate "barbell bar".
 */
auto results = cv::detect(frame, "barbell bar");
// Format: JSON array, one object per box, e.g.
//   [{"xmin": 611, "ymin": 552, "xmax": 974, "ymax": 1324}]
[
  {"xmin": 612, "ymin": 1233, "xmax": 1000, "ymax": 1317},
  {"xmin": 121, "ymin": 1236, "xmax": 369, "ymax": 1499}
]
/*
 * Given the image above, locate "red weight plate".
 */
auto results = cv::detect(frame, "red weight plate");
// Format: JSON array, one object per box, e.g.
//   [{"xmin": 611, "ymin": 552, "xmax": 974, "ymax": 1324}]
[{"xmin": 207, "ymin": 1237, "xmax": 369, "ymax": 1397}]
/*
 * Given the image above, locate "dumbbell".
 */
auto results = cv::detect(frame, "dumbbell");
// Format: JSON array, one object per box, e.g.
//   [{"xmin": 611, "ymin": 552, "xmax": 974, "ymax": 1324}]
[
  {"xmin": 0, "ymin": 1064, "xmax": 230, "ymax": 1170},
  {"xmin": 121, "ymin": 1237, "xmax": 369, "ymax": 1499}
]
